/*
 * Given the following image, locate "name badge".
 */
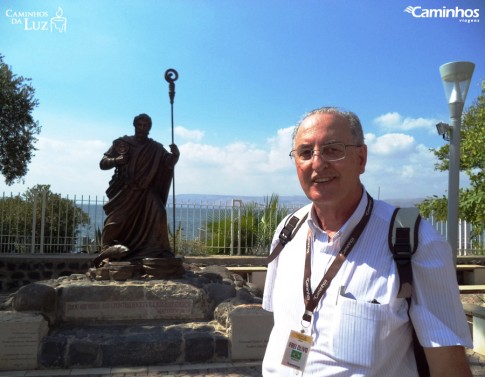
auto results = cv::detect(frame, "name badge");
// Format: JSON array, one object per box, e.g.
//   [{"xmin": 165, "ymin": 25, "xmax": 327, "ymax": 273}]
[{"xmin": 281, "ymin": 330, "xmax": 313, "ymax": 371}]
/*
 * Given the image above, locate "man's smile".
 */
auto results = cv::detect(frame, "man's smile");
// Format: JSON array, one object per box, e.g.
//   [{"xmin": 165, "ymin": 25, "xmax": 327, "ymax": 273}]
[{"xmin": 312, "ymin": 177, "xmax": 334, "ymax": 184}]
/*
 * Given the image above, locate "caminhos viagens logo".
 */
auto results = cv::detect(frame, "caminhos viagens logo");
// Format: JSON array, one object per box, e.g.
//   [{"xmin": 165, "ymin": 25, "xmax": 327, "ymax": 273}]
[{"xmin": 404, "ymin": 5, "xmax": 480, "ymax": 23}]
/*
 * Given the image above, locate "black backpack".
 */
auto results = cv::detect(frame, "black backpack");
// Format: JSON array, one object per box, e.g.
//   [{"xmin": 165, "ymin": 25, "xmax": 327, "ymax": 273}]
[{"xmin": 267, "ymin": 206, "xmax": 429, "ymax": 377}]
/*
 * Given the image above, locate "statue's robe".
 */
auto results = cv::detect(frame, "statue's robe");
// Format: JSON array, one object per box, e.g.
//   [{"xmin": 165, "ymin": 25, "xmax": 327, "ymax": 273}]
[{"xmin": 100, "ymin": 136, "xmax": 177, "ymax": 262}]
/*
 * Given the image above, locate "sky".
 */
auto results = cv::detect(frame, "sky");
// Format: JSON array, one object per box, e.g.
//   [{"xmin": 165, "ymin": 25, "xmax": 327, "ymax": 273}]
[{"xmin": 0, "ymin": 0, "xmax": 484, "ymax": 202}]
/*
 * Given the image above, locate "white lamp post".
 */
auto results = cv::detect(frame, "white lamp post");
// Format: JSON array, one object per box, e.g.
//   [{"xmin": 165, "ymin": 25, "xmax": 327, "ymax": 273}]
[{"xmin": 439, "ymin": 61, "xmax": 475, "ymax": 263}]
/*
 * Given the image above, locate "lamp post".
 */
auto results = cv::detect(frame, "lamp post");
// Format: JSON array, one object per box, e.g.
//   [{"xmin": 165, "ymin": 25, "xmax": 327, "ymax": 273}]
[{"xmin": 438, "ymin": 61, "xmax": 474, "ymax": 264}]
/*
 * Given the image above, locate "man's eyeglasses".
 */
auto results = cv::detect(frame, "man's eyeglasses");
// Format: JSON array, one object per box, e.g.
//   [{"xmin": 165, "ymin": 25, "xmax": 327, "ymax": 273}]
[{"xmin": 289, "ymin": 142, "xmax": 362, "ymax": 164}]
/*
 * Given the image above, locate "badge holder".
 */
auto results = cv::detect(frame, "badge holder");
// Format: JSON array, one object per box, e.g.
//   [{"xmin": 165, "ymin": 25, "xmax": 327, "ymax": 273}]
[{"xmin": 281, "ymin": 312, "xmax": 313, "ymax": 373}]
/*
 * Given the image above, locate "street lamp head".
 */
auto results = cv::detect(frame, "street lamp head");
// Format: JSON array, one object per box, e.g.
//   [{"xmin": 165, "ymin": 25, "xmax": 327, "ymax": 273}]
[
  {"xmin": 439, "ymin": 61, "xmax": 475, "ymax": 117},
  {"xmin": 436, "ymin": 122, "xmax": 451, "ymax": 141}
]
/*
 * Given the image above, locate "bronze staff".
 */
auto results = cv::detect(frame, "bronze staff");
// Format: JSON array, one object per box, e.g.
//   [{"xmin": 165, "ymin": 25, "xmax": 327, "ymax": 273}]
[{"xmin": 164, "ymin": 68, "xmax": 179, "ymax": 253}]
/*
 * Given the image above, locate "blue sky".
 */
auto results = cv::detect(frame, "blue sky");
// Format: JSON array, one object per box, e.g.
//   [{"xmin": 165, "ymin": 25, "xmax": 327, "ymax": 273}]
[{"xmin": 1, "ymin": 0, "xmax": 484, "ymax": 201}]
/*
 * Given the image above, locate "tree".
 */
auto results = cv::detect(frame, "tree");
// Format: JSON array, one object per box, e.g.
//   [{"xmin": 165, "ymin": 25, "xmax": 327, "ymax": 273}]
[
  {"xmin": 0, "ymin": 54, "xmax": 41, "ymax": 185},
  {"xmin": 418, "ymin": 82, "xmax": 485, "ymax": 243},
  {"xmin": 0, "ymin": 185, "xmax": 89, "ymax": 253}
]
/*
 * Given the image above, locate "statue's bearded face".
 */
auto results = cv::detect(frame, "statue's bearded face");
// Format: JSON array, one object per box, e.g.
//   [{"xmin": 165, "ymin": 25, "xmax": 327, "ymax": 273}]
[{"xmin": 135, "ymin": 119, "xmax": 151, "ymax": 140}]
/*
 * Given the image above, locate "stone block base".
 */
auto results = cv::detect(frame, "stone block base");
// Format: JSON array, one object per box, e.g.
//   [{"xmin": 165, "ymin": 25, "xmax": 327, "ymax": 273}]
[
  {"xmin": 0, "ymin": 311, "xmax": 48, "ymax": 371},
  {"xmin": 229, "ymin": 305, "xmax": 273, "ymax": 360}
]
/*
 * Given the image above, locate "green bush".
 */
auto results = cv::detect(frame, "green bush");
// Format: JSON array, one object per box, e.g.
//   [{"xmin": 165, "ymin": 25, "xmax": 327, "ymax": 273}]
[{"xmin": 204, "ymin": 194, "xmax": 291, "ymax": 255}]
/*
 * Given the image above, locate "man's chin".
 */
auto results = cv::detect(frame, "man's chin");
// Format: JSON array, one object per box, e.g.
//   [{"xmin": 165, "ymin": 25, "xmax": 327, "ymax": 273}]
[{"xmin": 305, "ymin": 191, "xmax": 332, "ymax": 204}]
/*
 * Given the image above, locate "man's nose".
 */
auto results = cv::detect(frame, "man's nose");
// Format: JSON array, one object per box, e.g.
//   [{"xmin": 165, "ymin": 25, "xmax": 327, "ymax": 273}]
[{"xmin": 311, "ymin": 152, "xmax": 329, "ymax": 169}]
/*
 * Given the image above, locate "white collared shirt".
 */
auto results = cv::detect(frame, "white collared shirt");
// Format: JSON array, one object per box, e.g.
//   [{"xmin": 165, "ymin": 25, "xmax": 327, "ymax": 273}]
[{"xmin": 262, "ymin": 191, "xmax": 472, "ymax": 376}]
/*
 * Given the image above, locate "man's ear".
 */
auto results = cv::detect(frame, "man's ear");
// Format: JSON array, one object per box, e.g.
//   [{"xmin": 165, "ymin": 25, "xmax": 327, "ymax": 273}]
[{"xmin": 359, "ymin": 144, "xmax": 367, "ymax": 174}]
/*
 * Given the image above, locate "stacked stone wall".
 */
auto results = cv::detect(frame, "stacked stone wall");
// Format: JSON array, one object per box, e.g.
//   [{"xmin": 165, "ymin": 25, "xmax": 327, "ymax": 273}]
[
  {"xmin": 0, "ymin": 255, "xmax": 92, "ymax": 292},
  {"xmin": 0, "ymin": 254, "xmax": 268, "ymax": 292},
  {"xmin": 39, "ymin": 322, "xmax": 230, "ymax": 368}
]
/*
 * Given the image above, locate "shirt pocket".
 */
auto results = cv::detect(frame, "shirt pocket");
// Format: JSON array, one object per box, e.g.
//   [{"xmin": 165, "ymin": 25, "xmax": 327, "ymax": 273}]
[{"xmin": 330, "ymin": 295, "xmax": 389, "ymax": 368}]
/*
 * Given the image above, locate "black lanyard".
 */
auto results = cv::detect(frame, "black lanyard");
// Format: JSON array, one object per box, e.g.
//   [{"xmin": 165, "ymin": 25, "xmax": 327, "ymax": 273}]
[{"xmin": 302, "ymin": 193, "xmax": 374, "ymax": 323}]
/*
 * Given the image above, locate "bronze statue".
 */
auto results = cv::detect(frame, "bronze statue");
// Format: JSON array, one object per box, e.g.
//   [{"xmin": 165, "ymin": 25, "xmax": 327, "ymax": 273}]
[{"xmin": 94, "ymin": 113, "xmax": 179, "ymax": 268}]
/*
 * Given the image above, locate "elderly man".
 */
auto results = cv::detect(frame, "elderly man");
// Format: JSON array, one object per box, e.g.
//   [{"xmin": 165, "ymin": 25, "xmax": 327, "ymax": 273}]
[
  {"xmin": 95, "ymin": 113, "xmax": 179, "ymax": 266},
  {"xmin": 262, "ymin": 107, "xmax": 472, "ymax": 376}
]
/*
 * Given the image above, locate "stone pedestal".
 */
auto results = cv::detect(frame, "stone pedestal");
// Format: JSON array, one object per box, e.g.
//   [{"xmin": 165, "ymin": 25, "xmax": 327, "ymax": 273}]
[
  {"xmin": 60, "ymin": 281, "xmax": 211, "ymax": 322},
  {"xmin": 2, "ymin": 265, "xmax": 266, "ymax": 370},
  {"xmin": 0, "ymin": 311, "xmax": 48, "ymax": 371}
]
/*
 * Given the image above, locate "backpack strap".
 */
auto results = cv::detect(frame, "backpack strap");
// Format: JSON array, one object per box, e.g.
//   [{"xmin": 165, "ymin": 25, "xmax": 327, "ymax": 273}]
[
  {"xmin": 389, "ymin": 207, "xmax": 428, "ymax": 377},
  {"xmin": 388, "ymin": 207, "xmax": 421, "ymax": 299},
  {"xmin": 266, "ymin": 209, "xmax": 309, "ymax": 264}
]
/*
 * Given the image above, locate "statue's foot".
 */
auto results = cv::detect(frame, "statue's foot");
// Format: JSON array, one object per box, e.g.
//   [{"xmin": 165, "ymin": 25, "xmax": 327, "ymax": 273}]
[{"xmin": 92, "ymin": 244, "xmax": 130, "ymax": 267}]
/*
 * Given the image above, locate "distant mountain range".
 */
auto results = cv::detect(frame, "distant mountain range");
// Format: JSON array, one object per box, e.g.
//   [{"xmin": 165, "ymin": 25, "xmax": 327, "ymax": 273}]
[{"xmin": 175, "ymin": 194, "xmax": 424, "ymax": 208}]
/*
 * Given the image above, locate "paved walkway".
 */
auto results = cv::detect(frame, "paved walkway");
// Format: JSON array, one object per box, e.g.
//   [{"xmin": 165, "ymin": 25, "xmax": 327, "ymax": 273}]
[
  {"xmin": 2, "ymin": 350, "xmax": 485, "ymax": 377},
  {"xmin": 0, "ymin": 361, "xmax": 262, "ymax": 377}
]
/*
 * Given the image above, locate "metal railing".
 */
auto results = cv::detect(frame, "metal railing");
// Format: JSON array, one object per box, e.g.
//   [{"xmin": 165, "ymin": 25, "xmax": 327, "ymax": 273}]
[
  {"xmin": 0, "ymin": 192, "xmax": 304, "ymax": 255},
  {"xmin": 0, "ymin": 192, "xmax": 483, "ymax": 255}
]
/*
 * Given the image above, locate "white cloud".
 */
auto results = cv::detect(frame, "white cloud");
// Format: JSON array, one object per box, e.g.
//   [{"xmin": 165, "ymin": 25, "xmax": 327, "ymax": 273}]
[
  {"xmin": 363, "ymin": 139, "xmax": 449, "ymax": 200},
  {"xmin": 373, "ymin": 112, "xmax": 439, "ymax": 133},
  {"xmin": 175, "ymin": 128, "xmax": 299, "ymax": 196},
  {"xmin": 0, "ymin": 123, "xmax": 462, "ymax": 201},
  {"xmin": 0, "ymin": 136, "xmax": 110, "ymax": 197},
  {"xmin": 174, "ymin": 126, "xmax": 204, "ymax": 141},
  {"xmin": 365, "ymin": 132, "xmax": 415, "ymax": 156},
  {"xmin": 264, "ymin": 126, "xmax": 295, "ymax": 171}
]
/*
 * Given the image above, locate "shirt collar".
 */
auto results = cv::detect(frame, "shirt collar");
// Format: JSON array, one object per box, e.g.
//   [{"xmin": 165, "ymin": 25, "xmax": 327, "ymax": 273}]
[{"xmin": 307, "ymin": 188, "xmax": 369, "ymax": 241}]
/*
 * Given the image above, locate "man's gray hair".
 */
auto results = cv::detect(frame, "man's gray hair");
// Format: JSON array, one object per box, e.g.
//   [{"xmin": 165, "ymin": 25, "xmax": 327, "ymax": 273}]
[{"xmin": 292, "ymin": 107, "xmax": 365, "ymax": 147}]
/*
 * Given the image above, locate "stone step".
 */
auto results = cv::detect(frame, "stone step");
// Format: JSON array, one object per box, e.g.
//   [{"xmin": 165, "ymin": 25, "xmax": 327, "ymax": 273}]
[{"xmin": 39, "ymin": 322, "xmax": 230, "ymax": 369}]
